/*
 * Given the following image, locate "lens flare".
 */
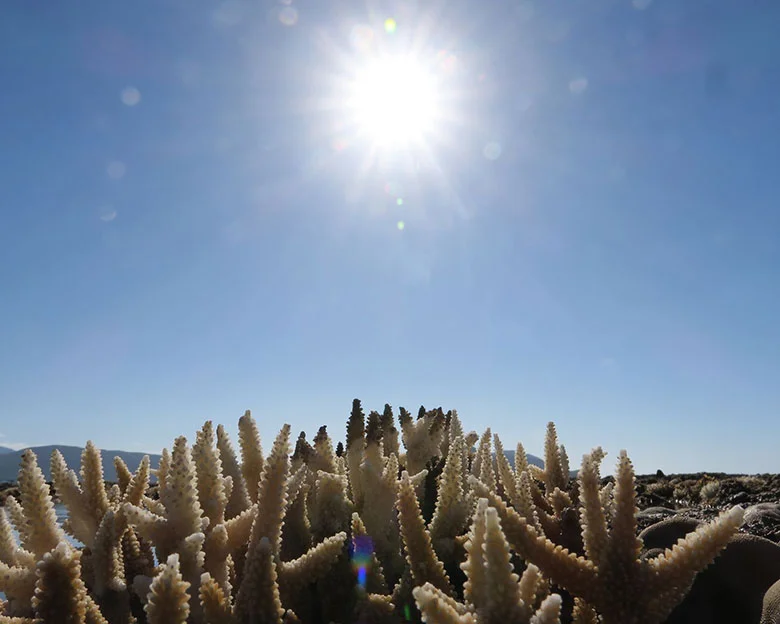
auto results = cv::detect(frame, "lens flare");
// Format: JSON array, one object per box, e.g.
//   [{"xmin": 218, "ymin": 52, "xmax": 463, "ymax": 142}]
[{"xmin": 351, "ymin": 534, "xmax": 374, "ymax": 590}]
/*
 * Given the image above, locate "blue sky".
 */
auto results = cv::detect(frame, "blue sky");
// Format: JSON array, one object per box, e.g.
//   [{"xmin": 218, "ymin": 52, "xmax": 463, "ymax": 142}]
[{"xmin": 1, "ymin": 0, "xmax": 778, "ymax": 474}]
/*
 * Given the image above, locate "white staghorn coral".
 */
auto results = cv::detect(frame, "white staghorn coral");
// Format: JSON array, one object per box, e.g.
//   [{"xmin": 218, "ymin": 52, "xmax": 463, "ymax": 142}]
[
  {"xmin": 123, "ymin": 437, "xmax": 209, "ymax": 559},
  {"xmin": 233, "ymin": 424, "xmax": 292, "ymax": 619},
  {"xmin": 247, "ymin": 424, "xmax": 291, "ymax": 558},
  {"xmin": 542, "ymin": 423, "xmax": 568, "ymax": 495},
  {"xmin": 80, "ymin": 442, "xmax": 111, "ymax": 526},
  {"xmin": 230, "ymin": 424, "xmax": 347, "ymax": 622},
  {"xmin": 429, "ymin": 435, "xmax": 470, "ymax": 567},
  {"xmin": 50, "ymin": 444, "xmax": 144, "ymax": 615},
  {"xmin": 199, "ymin": 572, "xmax": 236, "ymax": 623},
  {"xmin": 233, "ymin": 537, "xmax": 283, "ymax": 624},
  {"xmin": 311, "ymin": 426, "xmax": 338, "ymax": 475},
  {"xmin": 309, "ymin": 471, "xmax": 352, "ymax": 542},
  {"xmin": 193, "ymin": 422, "xmax": 228, "ymax": 529},
  {"xmin": 400, "ymin": 408, "xmax": 445, "ymax": 477},
  {"xmin": 356, "ymin": 441, "xmax": 402, "ymax": 579},
  {"xmin": 1, "ymin": 451, "xmax": 67, "ymax": 618},
  {"xmin": 350, "ymin": 512, "xmax": 389, "ymax": 594},
  {"xmin": 380, "ymin": 404, "xmax": 400, "ymax": 459},
  {"xmin": 31, "ymin": 542, "xmax": 103, "ymax": 623},
  {"xmin": 413, "ymin": 585, "xmax": 477, "ymax": 624},
  {"xmin": 145, "ymin": 553, "xmax": 190, "ymax": 624},
  {"xmin": 17, "ymin": 450, "xmax": 65, "ymax": 558},
  {"xmin": 193, "ymin": 421, "xmax": 234, "ymax": 599},
  {"xmin": 162, "ymin": 437, "xmax": 208, "ymax": 541},
  {"xmin": 0, "ymin": 556, "xmax": 37, "ymax": 618},
  {"xmin": 397, "ymin": 470, "xmax": 452, "ymax": 596},
  {"xmin": 515, "ymin": 442, "xmax": 529, "ymax": 478},
  {"xmin": 461, "ymin": 499, "xmax": 489, "ymax": 610},
  {"xmin": 217, "ymin": 425, "xmax": 252, "ymax": 520},
  {"xmin": 238, "ymin": 411, "xmax": 264, "ymax": 505},
  {"xmin": 282, "ymin": 468, "xmax": 312, "ymax": 561},
  {"xmin": 123, "ymin": 454, "xmax": 151, "ymax": 508},
  {"xmin": 90, "ymin": 509, "xmax": 127, "ymax": 596},
  {"xmin": 0, "ymin": 510, "xmax": 20, "ymax": 567},
  {"xmin": 278, "ymin": 531, "xmax": 347, "ymax": 591},
  {"xmin": 1, "ymin": 401, "xmax": 769, "ymax": 624},
  {"xmin": 469, "ymin": 447, "xmax": 746, "ymax": 624},
  {"xmin": 2, "ymin": 414, "xmax": 354, "ymax": 623},
  {"xmin": 457, "ymin": 498, "xmax": 561, "ymax": 624},
  {"xmin": 122, "ymin": 435, "xmax": 209, "ymax": 621},
  {"xmin": 472, "ymin": 429, "xmax": 496, "ymax": 495},
  {"xmin": 345, "ymin": 399, "xmax": 367, "ymax": 508},
  {"xmin": 114, "ymin": 457, "xmax": 133, "ymax": 494},
  {"xmin": 46, "ymin": 442, "xmax": 115, "ymax": 567}
]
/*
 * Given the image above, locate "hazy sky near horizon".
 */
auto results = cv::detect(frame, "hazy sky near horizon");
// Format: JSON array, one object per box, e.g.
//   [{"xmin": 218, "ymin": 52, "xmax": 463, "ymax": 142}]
[{"xmin": 1, "ymin": 0, "xmax": 778, "ymax": 474}]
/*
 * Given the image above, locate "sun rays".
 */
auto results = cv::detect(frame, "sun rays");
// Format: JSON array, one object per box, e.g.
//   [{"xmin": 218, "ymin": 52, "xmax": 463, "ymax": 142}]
[{"xmin": 294, "ymin": 11, "xmax": 472, "ymax": 227}]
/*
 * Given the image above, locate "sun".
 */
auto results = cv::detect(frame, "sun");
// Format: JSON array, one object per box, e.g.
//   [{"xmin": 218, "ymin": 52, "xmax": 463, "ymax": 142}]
[{"xmin": 347, "ymin": 55, "xmax": 440, "ymax": 148}]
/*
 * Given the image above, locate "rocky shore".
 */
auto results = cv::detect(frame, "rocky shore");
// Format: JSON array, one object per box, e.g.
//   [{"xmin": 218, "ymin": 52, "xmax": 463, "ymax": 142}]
[{"xmin": 633, "ymin": 472, "xmax": 780, "ymax": 543}]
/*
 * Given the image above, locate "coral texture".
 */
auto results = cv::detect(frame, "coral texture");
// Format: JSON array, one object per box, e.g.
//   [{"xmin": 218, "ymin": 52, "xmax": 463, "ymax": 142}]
[{"xmin": 0, "ymin": 402, "xmax": 771, "ymax": 624}]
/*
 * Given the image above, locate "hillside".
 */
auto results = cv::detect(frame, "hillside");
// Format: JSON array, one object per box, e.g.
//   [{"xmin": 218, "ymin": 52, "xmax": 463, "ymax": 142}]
[
  {"xmin": 0, "ymin": 445, "xmax": 161, "ymax": 483},
  {"xmin": 503, "ymin": 449, "xmax": 543, "ymax": 470}
]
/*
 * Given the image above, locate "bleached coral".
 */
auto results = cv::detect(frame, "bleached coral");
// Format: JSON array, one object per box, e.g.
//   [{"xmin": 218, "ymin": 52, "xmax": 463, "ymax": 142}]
[
  {"xmin": 414, "ymin": 499, "xmax": 562, "ymax": 624},
  {"xmin": 146, "ymin": 553, "xmax": 191, "ymax": 624},
  {"xmin": 0, "ymin": 401, "xmax": 764, "ymax": 624},
  {"xmin": 470, "ymin": 448, "xmax": 746, "ymax": 624}
]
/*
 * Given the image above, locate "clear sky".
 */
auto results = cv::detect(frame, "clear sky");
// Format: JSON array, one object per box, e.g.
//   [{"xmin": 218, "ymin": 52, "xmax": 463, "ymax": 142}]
[{"xmin": 1, "ymin": 0, "xmax": 778, "ymax": 475}]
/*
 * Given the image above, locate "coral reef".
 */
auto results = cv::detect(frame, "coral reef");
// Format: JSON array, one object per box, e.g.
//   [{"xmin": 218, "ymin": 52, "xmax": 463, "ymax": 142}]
[{"xmin": 0, "ymin": 400, "xmax": 777, "ymax": 623}]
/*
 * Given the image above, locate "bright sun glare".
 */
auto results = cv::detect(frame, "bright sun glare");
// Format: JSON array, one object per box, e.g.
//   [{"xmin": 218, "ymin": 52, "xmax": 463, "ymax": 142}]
[{"xmin": 348, "ymin": 56, "xmax": 439, "ymax": 147}]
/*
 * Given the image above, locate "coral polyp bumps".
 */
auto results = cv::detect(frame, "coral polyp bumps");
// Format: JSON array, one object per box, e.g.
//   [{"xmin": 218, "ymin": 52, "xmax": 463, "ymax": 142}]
[{"xmin": 0, "ymin": 400, "xmax": 760, "ymax": 623}]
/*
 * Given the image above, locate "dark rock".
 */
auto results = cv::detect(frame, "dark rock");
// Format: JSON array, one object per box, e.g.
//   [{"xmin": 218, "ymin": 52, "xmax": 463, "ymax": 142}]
[
  {"xmin": 639, "ymin": 516, "xmax": 701, "ymax": 552},
  {"xmin": 730, "ymin": 491, "xmax": 749, "ymax": 505},
  {"xmin": 763, "ymin": 579, "xmax": 780, "ymax": 624},
  {"xmin": 655, "ymin": 532, "xmax": 780, "ymax": 624}
]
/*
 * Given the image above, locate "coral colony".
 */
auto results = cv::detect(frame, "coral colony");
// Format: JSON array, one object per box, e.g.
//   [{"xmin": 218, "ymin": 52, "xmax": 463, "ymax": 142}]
[{"xmin": 0, "ymin": 399, "xmax": 778, "ymax": 623}]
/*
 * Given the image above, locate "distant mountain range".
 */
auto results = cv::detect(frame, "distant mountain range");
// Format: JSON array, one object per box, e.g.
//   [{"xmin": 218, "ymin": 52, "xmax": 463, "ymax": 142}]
[
  {"xmin": 504, "ymin": 450, "xmax": 543, "ymax": 470},
  {"xmin": 0, "ymin": 445, "xmax": 162, "ymax": 483},
  {"xmin": 504, "ymin": 451, "xmax": 580, "ymax": 479}
]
